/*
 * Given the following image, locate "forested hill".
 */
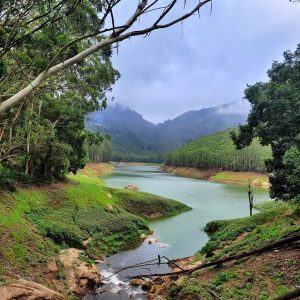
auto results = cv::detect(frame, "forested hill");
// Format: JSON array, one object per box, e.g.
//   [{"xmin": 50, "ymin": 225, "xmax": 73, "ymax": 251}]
[
  {"xmin": 165, "ymin": 128, "xmax": 272, "ymax": 172},
  {"xmin": 86, "ymin": 103, "xmax": 248, "ymax": 161}
]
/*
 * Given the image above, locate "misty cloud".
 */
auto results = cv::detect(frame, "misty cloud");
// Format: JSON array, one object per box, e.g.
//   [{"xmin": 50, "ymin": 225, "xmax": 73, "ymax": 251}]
[{"xmin": 108, "ymin": 0, "xmax": 300, "ymax": 123}]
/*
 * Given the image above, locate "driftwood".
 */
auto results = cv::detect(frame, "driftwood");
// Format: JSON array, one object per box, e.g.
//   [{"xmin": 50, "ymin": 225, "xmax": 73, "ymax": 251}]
[
  {"xmin": 273, "ymin": 288, "xmax": 300, "ymax": 300},
  {"xmin": 203, "ymin": 284, "xmax": 222, "ymax": 300},
  {"xmin": 130, "ymin": 233, "xmax": 300, "ymax": 279}
]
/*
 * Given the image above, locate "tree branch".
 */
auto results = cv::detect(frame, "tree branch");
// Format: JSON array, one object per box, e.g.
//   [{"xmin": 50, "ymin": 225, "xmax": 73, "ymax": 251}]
[{"xmin": 0, "ymin": 0, "xmax": 212, "ymax": 114}]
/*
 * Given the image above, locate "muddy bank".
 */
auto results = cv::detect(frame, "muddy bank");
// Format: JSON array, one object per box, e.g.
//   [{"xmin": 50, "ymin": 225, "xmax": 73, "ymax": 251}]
[
  {"xmin": 161, "ymin": 165, "xmax": 270, "ymax": 188},
  {"xmin": 161, "ymin": 165, "xmax": 217, "ymax": 179}
]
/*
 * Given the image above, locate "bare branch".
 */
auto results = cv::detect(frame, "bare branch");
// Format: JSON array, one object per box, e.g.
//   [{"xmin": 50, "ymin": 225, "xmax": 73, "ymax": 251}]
[{"xmin": 0, "ymin": 0, "xmax": 212, "ymax": 114}]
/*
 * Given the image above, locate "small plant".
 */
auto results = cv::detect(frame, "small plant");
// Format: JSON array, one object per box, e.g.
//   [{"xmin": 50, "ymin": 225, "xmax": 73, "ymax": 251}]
[
  {"xmin": 273, "ymin": 272, "xmax": 283, "ymax": 285},
  {"xmin": 55, "ymin": 257, "xmax": 65, "ymax": 280},
  {"xmin": 211, "ymin": 271, "xmax": 237, "ymax": 289},
  {"xmin": 168, "ymin": 283, "xmax": 181, "ymax": 299}
]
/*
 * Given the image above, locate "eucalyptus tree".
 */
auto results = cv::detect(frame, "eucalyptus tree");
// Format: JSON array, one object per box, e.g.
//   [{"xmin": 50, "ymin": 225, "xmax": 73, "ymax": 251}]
[{"xmin": 0, "ymin": 0, "xmax": 120, "ymax": 180}]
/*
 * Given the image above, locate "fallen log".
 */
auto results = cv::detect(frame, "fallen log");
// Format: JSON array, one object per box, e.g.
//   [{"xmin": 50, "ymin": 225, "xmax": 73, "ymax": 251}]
[
  {"xmin": 129, "ymin": 233, "xmax": 300, "ymax": 279},
  {"xmin": 273, "ymin": 288, "xmax": 300, "ymax": 300}
]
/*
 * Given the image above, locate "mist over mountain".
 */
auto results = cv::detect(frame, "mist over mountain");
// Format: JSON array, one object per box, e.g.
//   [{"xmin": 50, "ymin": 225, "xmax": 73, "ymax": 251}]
[{"xmin": 86, "ymin": 103, "xmax": 248, "ymax": 161}]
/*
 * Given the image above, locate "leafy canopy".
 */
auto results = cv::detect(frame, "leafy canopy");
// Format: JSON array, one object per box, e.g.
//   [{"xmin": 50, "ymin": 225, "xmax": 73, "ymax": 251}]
[{"xmin": 231, "ymin": 44, "xmax": 300, "ymax": 201}]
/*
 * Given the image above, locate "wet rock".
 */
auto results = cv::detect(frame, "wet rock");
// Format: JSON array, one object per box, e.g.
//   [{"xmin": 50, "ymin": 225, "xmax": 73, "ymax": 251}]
[
  {"xmin": 141, "ymin": 280, "xmax": 153, "ymax": 291},
  {"xmin": 79, "ymin": 278, "xmax": 88, "ymax": 287},
  {"xmin": 153, "ymin": 277, "xmax": 165, "ymax": 285},
  {"xmin": 125, "ymin": 184, "xmax": 138, "ymax": 191},
  {"xmin": 129, "ymin": 278, "xmax": 144, "ymax": 286}
]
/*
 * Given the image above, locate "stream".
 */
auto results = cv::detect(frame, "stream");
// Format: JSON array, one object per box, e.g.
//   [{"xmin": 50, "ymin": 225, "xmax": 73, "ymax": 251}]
[{"xmin": 84, "ymin": 164, "xmax": 270, "ymax": 299}]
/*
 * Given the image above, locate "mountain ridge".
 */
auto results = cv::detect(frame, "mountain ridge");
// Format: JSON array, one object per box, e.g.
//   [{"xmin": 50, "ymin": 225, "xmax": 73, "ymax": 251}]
[{"xmin": 86, "ymin": 102, "xmax": 248, "ymax": 162}]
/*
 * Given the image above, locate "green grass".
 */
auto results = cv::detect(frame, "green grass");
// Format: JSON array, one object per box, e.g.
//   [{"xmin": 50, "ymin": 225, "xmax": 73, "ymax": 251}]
[
  {"xmin": 0, "ymin": 164, "xmax": 189, "ymax": 277},
  {"xmin": 199, "ymin": 201, "xmax": 300, "ymax": 257},
  {"xmin": 177, "ymin": 279, "xmax": 203, "ymax": 299},
  {"xmin": 111, "ymin": 188, "xmax": 190, "ymax": 218},
  {"xmin": 211, "ymin": 171, "xmax": 269, "ymax": 186},
  {"xmin": 171, "ymin": 201, "xmax": 300, "ymax": 300}
]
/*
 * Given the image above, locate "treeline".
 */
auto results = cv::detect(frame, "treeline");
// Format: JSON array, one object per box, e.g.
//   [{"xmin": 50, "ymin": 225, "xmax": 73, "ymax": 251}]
[
  {"xmin": 88, "ymin": 135, "xmax": 112, "ymax": 163},
  {"xmin": 113, "ymin": 150, "xmax": 163, "ymax": 163},
  {"xmin": 165, "ymin": 129, "xmax": 272, "ymax": 172}
]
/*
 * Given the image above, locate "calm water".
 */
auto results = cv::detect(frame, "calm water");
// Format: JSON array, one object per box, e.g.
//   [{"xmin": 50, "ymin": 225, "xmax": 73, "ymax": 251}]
[{"xmin": 86, "ymin": 163, "xmax": 270, "ymax": 299}]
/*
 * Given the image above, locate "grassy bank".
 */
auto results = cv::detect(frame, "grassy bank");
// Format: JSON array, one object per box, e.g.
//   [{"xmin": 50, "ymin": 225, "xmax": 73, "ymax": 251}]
[
  {"xmin": 162, "ymin": 165, "xmax": 269, "ymax": 188},
  {"xmin": 151, "ymin": 201, "xmax": 300, "ymax": 300},
  {"xmin": 0, "ymin": 163, "xmax": 189, "ymax": 287}
]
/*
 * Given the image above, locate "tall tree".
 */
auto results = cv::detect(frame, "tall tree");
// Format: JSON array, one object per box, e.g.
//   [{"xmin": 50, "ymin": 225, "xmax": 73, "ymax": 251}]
[
  {"xmin": 231, "ymin": 44, "xmax": 300, "ymax": 201},
  {"xmin": 0, "ymin": 0, "xmax": 119, "ymax": 181}
]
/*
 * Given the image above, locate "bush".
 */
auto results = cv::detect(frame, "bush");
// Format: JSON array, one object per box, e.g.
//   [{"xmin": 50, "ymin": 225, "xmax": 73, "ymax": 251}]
[
  {"xmin": 111, "ymin": 188, "xmax": 190, "ymax": 218},
  {"xmin": 28, "ymin": 208, "xmax": 86, "ymax": 247},
  {"xmin": 75, "ymin": 207, "xmax": 148, "ymax": 235}
]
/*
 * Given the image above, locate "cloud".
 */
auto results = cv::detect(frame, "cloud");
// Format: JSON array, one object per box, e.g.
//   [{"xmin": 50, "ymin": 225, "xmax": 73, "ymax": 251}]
[{"xmin": 108, "ymin": 0, "xmax": 300, "ymax": 123}]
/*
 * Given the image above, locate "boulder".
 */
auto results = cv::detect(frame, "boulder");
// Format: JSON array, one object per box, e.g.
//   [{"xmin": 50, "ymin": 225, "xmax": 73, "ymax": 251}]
[
  {"xmin": 124, "ymin": 184, "xmax": 138, "ymax": 191},
  {"xmin": 0, "ymin": 279, "xmax": 65, "ymax": 300}
]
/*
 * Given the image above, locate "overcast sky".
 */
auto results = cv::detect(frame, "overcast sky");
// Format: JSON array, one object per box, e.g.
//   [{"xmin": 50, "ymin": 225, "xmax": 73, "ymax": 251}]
[{"xmin": 108, "ymin": 0, "xmax": 300, "ymax": 123}]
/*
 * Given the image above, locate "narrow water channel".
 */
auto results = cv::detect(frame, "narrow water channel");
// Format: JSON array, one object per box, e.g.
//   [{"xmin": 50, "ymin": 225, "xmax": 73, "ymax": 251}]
[{"xmin": 85, "ymin": 164, "xmax": 270, "ymax": 300}]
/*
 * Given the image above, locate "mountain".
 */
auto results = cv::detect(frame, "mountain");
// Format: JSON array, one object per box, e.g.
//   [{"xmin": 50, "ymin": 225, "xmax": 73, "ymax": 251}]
[{"xmin": 86, "ymin": 103, "xmax": 248, "ymax": 162}]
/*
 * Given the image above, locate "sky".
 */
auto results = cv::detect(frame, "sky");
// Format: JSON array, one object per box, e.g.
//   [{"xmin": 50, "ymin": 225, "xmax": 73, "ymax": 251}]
[{"xmin": 107, "ymin": 0, "xmax": 300, "ymax": 123}]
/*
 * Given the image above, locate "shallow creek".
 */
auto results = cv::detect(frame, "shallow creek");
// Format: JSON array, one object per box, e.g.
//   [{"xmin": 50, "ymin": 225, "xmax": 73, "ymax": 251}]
[{"xmin": 84, "ymin": 164, "xmax": 270, "ymax": 299}]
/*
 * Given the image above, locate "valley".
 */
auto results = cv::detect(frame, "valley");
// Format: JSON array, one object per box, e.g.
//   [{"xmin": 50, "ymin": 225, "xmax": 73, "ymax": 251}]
[{"xmin": 86, "ymin": 103, "xmax": 248, "ymax": 162}]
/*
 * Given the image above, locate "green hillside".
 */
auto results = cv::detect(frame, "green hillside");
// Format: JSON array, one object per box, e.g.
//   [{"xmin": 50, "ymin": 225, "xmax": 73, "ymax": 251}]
[
  {"xmin": 0, "ymin": 164, "xmax": 190, "ymax": 281},
  {"xmin": 86, "ymin": 103, "xmax": 247, "ymax": 162},
  {"xmin": 165, "ymin": 128, "xmax": 272, "ymax": 172}
]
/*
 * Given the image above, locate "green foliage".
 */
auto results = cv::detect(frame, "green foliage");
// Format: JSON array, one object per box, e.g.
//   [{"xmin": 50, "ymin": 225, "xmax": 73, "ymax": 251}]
[
  {"xmin": 231, "ymin": 44, "xmax": 300, "ymax": 200},
  {"xmin": 0, "ymin": 166, "xmax": 187, "ymax": 275},
  {"xmin": 87, "ymin": 104, "xmax": 247, "ymax": 163},
  {"xmin": 178, "ymin": 280, "xmax": 202, "ymax": 299},
  {"xmin": 88, "ymin": 136, "xmax": 113, "ymax": 163},
  {"xmin": 0, "ymin": 190, "xmax": 59, "ymax": 275},
  {"xmin": 200, "ymin": 201, "xmax": 299, "ymax": 257},
  {"xmin": 28, "ymin": 208, "xmax": 87, "ymax": 248},
  {"xmin": 111, "ymin": 188, "xmax": 191, "ymax": 218},
  {"xmin": 0, "ymin": 1, "xmax": 119, "ymax": 182},
  {"xmin": 168, "ymin": 283, "xmax": 182, "ymax": 299},
  {"xmin": 75, "ymin": 207, "xmax": 148, "ymax": 235},
  {"xmin": 27, "ymin": 206, "xmax": 149, "ymax": 254},
  {"xmin": 0, "ymin": 164, "xmax": 35, "ymax": 190},
  {"xmin": 210, "ymin": 271, "xmax": 237, "ymax": 290},
  {"xmin": 165, "ymin": 128, "xmax": 271, "ymax": 172}
]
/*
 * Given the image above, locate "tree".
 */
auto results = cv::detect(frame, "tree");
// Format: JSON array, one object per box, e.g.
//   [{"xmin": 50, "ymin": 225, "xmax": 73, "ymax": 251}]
[
  {"xmin": 231, "ymin": 44, "xmax": 300, "ymax": 201},
  {"xmin": 0, "ymin": 0, "xmax": 212, "ymax": 114},
  {"xmin": 0, "ymin": 1, "xmax": 120, "ymax": 182}
]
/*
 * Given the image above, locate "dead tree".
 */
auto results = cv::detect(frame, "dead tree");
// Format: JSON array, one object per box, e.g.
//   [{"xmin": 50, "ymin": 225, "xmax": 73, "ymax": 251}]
[{"xmin": 248, "ymin": 179, "xmax": 254, "ymax": 216}]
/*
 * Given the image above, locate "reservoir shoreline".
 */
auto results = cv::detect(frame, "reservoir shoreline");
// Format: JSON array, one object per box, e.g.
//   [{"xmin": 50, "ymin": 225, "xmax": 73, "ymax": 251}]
[{"xmin": 161, "ymin": 164, "xmax": 270, "ymax": 188}]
